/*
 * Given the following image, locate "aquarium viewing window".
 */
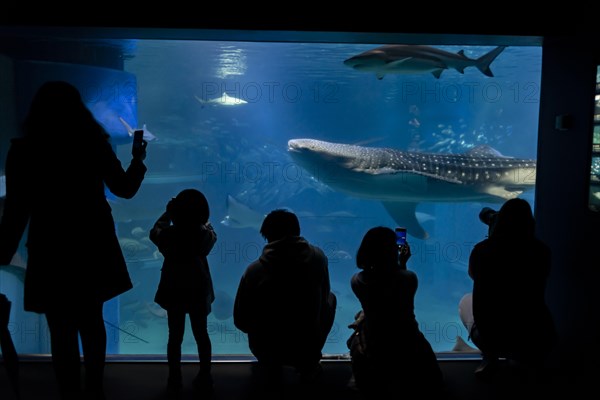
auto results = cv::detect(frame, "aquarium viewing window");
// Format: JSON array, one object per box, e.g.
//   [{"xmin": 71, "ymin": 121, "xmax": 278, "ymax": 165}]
[{"xmin": 0, "ymin": 28, "xmax": 543, "ymax": 360}]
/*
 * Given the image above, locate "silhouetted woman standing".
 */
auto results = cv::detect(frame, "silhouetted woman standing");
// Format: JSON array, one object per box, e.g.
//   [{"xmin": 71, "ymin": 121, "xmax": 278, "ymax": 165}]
[{"xmin": 0, "ymin": 81, "xmax": 147, "ymax": 400}]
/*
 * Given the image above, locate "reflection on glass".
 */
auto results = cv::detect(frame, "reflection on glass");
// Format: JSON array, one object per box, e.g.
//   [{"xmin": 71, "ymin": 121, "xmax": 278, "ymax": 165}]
[{"xmin": 215, "ymin": 45, "xmax": 247, "ymax": 79}]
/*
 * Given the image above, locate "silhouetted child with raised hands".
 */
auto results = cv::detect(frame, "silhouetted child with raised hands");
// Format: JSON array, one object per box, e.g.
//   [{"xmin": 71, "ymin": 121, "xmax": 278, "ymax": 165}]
[{"xmin": 150, "ymin": 189, "xmax": 217, "ymax": 396}]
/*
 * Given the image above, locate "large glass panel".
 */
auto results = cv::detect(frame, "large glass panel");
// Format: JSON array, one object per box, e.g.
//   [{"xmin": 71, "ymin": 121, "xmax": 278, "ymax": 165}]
[{"xmin": 0, "ymin": 34, "xmax": 542, "ymax": 358}]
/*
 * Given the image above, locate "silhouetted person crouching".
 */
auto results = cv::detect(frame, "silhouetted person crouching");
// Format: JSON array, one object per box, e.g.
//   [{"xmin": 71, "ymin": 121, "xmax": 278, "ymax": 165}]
[
  {"xmin": 467, "ymin": 198, "xmax": 556, "ymax": 380},
  {"xmin": 233, "ymin": 209, "xmax": 337, "ymax": 391},
  {"xmin": 349, "ymin": 226, "xmax": 444, "ymax": 397}
]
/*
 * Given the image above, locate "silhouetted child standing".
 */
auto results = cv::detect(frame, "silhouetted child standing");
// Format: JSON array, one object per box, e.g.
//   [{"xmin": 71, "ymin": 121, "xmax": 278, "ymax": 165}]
[{"xmin": 150, "ymin": 189, "xmax": 217, "ymax": 395}]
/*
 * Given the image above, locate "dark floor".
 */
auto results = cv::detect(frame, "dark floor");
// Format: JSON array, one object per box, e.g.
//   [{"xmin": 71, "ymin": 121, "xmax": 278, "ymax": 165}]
[{"xmin": 0, "ymin": 357, "xmax": 592, "ymax": 400}]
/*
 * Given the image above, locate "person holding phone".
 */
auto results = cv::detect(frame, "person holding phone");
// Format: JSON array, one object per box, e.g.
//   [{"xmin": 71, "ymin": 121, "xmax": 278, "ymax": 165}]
[
  {"xmin": 0, "ymin": 81, "xmax": 147, "ymax": 400},
  {"xmin": 349, "ymin": 226, "xmax": 444, "ymax": 397}
]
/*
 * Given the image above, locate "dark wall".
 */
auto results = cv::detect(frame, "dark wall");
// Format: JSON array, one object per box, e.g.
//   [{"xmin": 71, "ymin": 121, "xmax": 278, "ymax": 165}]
[{"xmin": 536, "ymin": 35, "xmax": 600, "ymax": 369}]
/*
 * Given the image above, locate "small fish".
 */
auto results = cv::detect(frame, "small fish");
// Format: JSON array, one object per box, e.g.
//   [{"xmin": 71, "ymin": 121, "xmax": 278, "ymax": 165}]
[{"xmin": 195, "ymin": 93, "xmax": 248, "ymax": 108}]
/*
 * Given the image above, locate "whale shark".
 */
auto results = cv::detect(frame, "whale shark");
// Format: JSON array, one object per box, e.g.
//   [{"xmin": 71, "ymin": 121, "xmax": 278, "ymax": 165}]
[
  {"xmin": 287, "ymin": 139, "xmax": 536, "ymax": 239},
  {"xmin": 343, "ymin": 45, "xmax": 506, "ymax": 80}
]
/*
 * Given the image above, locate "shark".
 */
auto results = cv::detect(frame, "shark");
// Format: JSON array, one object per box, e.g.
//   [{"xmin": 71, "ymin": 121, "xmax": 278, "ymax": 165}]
[
  {"xmin": 343, "ymin": 45, "xmax": 506, "ymax": 80},
  {"xmin": 287, "ymin": 139, "xmax": 536, "ymax": 239},
  {"xmin": 195, "ymin": 93, "xmax": 248, "ymax": 108},
  {"xmin": 119, "ymin": 117, "xmax": 157, "ymax": 142}
]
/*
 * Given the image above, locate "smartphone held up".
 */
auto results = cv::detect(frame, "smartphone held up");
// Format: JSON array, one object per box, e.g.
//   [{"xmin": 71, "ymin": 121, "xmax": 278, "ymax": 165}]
[
  {"xmin": 395, "ymin": 227, "xmax": 407, "ymax": 246},
  {"xmin": 133, "ymin": 129, "xmax": 144, "ymax": 150},
  {"xmin": 132, "ymin": 129, "xmax": 146, "ymax": 160}
]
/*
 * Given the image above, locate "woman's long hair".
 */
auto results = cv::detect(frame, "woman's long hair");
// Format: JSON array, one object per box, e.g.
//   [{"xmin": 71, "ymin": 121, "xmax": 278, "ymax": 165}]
[
  {"xmin": 356, "ymin": 226, "xmax": 397, "ymax": 271},
  {"xmin": 23, "ymin": 81, "xmax": 109, "ymax": 146}
]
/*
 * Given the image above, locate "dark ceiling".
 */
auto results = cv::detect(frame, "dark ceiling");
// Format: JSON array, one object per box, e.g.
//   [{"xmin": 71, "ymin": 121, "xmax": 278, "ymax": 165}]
[{"xmin": 0, "ymin": 9, "xmax": 597, "ymax": 38}]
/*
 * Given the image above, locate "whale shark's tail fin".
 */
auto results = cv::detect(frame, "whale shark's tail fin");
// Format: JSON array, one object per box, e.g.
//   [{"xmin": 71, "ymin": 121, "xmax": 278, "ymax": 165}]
[{"xmin": 475, "ymin": 46, "xmax": 506, "ymax": 77}]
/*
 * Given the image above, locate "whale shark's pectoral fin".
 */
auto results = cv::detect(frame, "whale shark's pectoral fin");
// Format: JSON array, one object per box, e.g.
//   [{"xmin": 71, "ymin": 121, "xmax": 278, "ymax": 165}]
[
  {"xmin": 381, "ymin": 201, "xmax": 428, "ymax": 240},
  {"xmin": 432, "ymin": 69, "xmax": 445, "ymax": 79}
]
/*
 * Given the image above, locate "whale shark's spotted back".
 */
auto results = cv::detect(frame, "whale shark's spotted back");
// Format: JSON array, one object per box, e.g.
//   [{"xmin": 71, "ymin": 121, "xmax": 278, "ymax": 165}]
[
  {"xmin": 288, "ymin": 138, "xmax": 536, "ymax": 239},
  {"xmin": 288, "ymin": 138, "xmax": 536, "ymax": 186}
]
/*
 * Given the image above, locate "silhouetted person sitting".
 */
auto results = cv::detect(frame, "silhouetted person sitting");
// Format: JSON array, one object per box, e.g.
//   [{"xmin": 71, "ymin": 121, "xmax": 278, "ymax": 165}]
[
  {"xmin": 467, "ymin": 198, "xmax": 556, "ymax": 380},
  {"xmin": 150, "ymin": 188, "xmax": 217, "ymax": 396},
  {"xmin": 350, "ymin": 226, "xmax": 444, "ymax": 397},
  {"xmin": 0, "ymin": 81, "xmax": 148, "ymax": 400},
  {"xmin": 233, "ymin": 209, "xmax": 337, "ymax": 391}
]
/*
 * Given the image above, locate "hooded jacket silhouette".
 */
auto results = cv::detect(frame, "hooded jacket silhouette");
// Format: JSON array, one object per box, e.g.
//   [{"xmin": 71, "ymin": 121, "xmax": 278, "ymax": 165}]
[{"xmin": 234, "ymin": 234, "xmax": 336, "ymax": 365}]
